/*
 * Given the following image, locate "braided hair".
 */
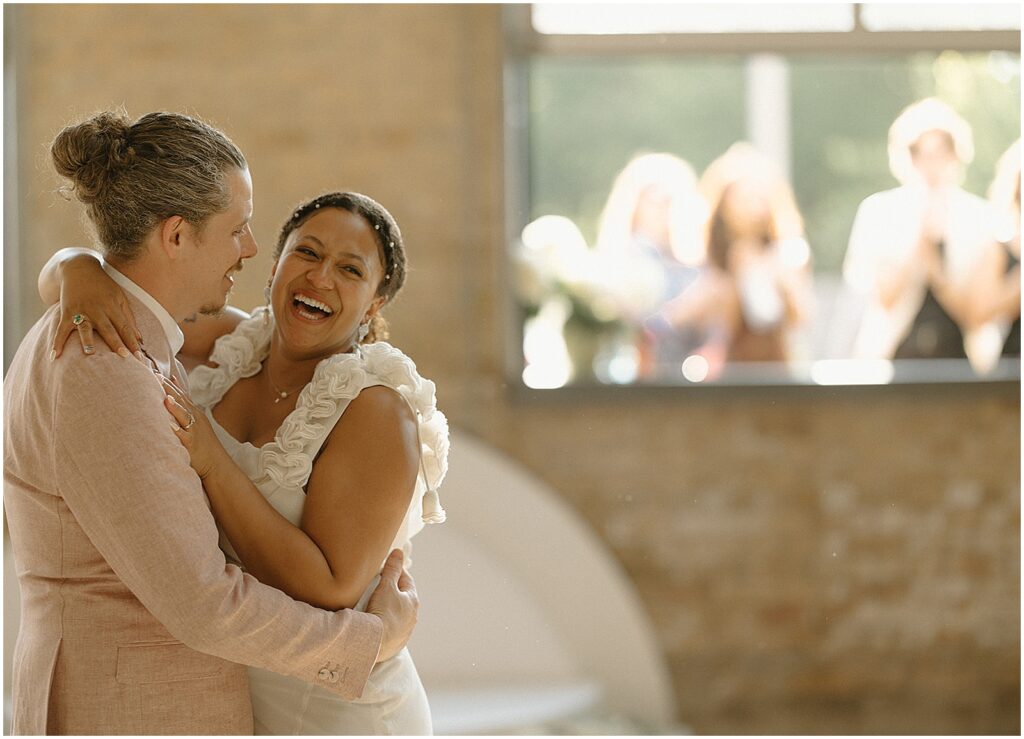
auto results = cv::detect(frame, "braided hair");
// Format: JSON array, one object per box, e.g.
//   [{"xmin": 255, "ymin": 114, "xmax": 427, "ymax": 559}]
[{"xmin": 274, "ymin": 192, "xmax": 407, "ymax": 343}]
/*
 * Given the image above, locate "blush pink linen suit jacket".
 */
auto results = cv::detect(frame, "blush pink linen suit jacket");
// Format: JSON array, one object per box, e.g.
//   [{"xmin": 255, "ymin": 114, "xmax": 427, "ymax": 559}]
[{"xmin": 3, "ymin": 296, "xmax": 383, "ymax": 734}]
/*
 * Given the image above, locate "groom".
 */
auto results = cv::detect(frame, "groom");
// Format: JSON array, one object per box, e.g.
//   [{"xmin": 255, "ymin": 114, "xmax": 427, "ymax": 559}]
[{"xmin": 3, "ymin": 111, "xmax": 418, "ymax": 734}]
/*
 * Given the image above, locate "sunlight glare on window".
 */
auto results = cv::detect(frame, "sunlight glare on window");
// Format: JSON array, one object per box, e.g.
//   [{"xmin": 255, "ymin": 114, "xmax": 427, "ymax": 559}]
[
  {"xmin": 681, "ymin": 355, "xmax": 710, "ymax": 383},
  {"xmin": 810, "ymin": 360, "xmax": 895, "ymax": 386},
  {"xmin": 860, "ymin": 3, "xmax": 1021, "ymax": 32},
  {"xmin": 531, "ymin": 3, "xmax": 855, "ymax": 35},
  {"xmin": 988, "ymin": 51, "xmax": 1021, "ymax": 84}
]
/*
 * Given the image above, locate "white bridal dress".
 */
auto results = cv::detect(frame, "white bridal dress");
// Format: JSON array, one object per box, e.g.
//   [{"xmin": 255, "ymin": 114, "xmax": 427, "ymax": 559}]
[{"xmin": 189, "ymin": 309, "xmax": 449, "ymax": 735}]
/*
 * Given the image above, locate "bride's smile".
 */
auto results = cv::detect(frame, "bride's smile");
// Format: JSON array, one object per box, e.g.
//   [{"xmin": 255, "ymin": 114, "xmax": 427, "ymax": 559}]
[{"xmin": 271, "ymin": 207, "xmax": 386, "ymax": 360}]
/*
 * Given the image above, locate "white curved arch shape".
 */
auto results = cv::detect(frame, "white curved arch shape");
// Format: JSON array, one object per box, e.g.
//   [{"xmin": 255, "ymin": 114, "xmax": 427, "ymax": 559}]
[{"xmin": 409, "ymin": 429, "xmax": 674, "ymax": 733}]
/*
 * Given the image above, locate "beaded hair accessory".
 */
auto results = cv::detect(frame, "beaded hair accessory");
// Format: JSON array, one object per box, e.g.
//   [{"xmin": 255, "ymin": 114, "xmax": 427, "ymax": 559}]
[
  {"xmin": 372, "ymin": 222, "xmax": 395, "ymax": 278},
  {"xmin": 288, "ymin": 194, "xmax": 398, "ymax": 283}
]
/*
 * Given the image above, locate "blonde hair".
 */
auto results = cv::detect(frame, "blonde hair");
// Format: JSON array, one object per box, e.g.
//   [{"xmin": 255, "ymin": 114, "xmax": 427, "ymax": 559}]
[
  {"xmin": 698, "ymin": 142, "xmax": 805, "ymax": 254},
  {"xmin": 887, "ymin": 98, "xmax": 974, "ymax": 185},
  {"xmin": 595, "ymin": 152, "xmax": 707, "ymax": 266}
]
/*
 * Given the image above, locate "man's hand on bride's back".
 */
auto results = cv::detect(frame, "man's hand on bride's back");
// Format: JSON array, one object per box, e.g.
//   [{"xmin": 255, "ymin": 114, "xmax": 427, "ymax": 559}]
[{"xmin": 366, "ymin": 549, "xmax": 419, "ymax": 663}]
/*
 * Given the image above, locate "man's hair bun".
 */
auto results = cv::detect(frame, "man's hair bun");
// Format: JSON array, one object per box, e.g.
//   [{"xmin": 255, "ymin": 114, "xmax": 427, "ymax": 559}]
[{"xmin": 50, "ymin": 110, "xmax": 137, "ymax": 203}]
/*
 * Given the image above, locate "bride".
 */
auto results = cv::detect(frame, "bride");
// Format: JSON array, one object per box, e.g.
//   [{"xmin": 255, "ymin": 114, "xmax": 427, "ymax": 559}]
[{"xmin": 42, "ymin": 191, "xmax": 448, "ymax": 735}]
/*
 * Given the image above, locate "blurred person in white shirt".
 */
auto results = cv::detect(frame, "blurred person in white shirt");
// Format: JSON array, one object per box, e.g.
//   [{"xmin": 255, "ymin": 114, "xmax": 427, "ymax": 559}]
[{"xmin": 843, "ymin": 98, "xmax": 999, "ymax": 368}]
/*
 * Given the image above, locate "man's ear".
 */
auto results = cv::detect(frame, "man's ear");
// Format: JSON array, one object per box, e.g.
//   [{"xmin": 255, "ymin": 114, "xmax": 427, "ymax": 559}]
[{"xmin": 158, "ymin": 216, "xmax": 188, "ymax": 259}]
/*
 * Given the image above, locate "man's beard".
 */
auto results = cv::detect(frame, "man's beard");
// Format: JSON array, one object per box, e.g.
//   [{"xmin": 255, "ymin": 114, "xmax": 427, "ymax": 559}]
[
  {"xmin": 192, "ymin": 289, "xmax": 234, "ymax": 319},
  {"xmin": 198, "ymin": 304, "xmax": 227, "ymax": 317},
  {"xmin": 198, "ymin": 293, "xmax": 230, "ymax": 317},
  {"xmin": 183, "ymin": 301, "xmax": 227, "ymax": 323},
  {"xmin": 195, "ymin": 261, "xmax": 243, "ymax": 317}
]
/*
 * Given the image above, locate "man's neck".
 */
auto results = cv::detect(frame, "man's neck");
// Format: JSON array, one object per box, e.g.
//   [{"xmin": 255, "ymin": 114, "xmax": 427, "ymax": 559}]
[{"xmin": 106, "ymin": 255, "xmax": 189, "ymax": 323}]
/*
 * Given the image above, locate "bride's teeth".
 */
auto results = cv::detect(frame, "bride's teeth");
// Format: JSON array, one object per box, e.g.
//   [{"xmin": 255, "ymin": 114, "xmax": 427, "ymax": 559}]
[{"xmin": 294, "ymin": 294, "xmax": 333, "ymax": 314}]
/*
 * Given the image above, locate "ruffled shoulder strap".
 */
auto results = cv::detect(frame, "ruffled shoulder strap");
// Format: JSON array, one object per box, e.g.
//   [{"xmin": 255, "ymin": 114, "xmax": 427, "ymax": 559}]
[
  {"xmin": 188, "ymin": 308, "xmax": 273, "ymax": 408},
  {"xmin": 360, "ymin": 342, "xmax": 450, "ymax": 524},
  {"xmin": 257, "ymin": 340, "xmax": 449, "ymax": 525},
  {"xmin": 188, "ymin": 311, "xmax": 448, "ymax": 525}
]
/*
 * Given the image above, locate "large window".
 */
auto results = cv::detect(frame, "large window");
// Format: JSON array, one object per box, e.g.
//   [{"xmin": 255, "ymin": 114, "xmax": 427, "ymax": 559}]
[{"xmin": 506, "ymin": 4, "xmax": 1021, "ymax": 388}]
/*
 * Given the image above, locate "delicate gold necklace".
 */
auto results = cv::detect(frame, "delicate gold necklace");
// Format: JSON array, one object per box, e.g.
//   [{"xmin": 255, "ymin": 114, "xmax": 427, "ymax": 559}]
[{"xmin": 265, "ymin": 363, "xmax": 304, "ymax": 404}]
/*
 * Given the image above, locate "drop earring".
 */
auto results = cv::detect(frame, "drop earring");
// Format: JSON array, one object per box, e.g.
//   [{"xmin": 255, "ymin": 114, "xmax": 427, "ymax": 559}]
[{"xmin": 357, "ymin": 322, "xmax": 370, "ymax": 342}]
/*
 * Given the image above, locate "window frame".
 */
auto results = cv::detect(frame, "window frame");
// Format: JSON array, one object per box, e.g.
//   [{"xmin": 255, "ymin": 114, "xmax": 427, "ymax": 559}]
[
  {"xmin": 501, "ymin": 3, "xmax": 1022, "ymax": 391},
  {"xmin": 507, "ymin": 4, "xmax": 1021, "ymax": 56}
]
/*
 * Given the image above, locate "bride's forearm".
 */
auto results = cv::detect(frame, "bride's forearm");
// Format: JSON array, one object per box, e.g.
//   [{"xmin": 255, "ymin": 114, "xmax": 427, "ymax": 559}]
[
  {"xmin": 38, "ymin": 247, "xmax": 103, "ymax": 305},
  {"xmin": 201, "ymin": 458, "xmax": 358, "ymax": 609}
]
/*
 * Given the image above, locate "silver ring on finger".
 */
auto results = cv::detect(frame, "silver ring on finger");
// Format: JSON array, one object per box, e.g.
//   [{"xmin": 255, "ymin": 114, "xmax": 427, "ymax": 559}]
[{"xmin": 182, "ymin": 410, "xmax": 196, "ymax": 431}]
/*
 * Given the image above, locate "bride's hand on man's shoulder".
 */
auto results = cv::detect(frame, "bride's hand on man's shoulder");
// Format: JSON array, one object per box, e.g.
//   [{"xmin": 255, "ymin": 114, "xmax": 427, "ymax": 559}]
[
  {"xmin": 161, "ymin": 376, "xmax": 222, "ymax": 479},
  {"xmin": 51, "ymin": 254, "xmax": 144, "ymax": 362}
]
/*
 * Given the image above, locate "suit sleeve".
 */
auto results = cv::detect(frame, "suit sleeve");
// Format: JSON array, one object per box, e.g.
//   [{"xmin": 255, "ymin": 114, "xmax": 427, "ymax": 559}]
[{"xmin": 50, "ymin": 351, "xmax": 382, "ymax": 699}]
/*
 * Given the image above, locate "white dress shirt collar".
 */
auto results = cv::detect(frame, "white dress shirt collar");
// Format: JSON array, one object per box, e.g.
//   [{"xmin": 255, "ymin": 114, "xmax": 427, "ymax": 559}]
[{"xmin": 102, "ymin": 262, "xmax": 185, "ymax": 358}]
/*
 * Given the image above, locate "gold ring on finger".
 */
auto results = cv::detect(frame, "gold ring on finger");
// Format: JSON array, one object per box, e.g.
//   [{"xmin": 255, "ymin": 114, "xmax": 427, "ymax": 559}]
[{"xmin": 72, "ymin": 314, "xmax": 87, "ymax": 326}]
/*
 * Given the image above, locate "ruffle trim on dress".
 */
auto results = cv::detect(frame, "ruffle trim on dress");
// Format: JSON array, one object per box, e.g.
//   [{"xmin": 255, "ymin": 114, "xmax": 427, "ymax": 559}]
[
  {"xmin": 189, "ymin": 308, "xmax": 273, "ymax": 408},
  {"xmin": 187, "ymin": 307, "xmax": 449, "ymax": 524}
]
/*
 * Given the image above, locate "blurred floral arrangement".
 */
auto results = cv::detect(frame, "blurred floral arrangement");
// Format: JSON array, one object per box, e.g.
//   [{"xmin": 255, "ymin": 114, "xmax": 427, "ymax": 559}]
[
  {"xmin": 516, "ymin": 215, "xmax": 620, "ymax": 326},
  {"xmin": 516, "ymin": 214, "xmax": 673, "ymax": 319},
  {"xmin": 514, "ymin": 215, "xmax": 665, "ymax": 386}
]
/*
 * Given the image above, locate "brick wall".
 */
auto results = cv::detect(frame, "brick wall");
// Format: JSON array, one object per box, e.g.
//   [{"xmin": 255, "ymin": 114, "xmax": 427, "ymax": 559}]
[
  {"xmin": 8, "ymin": 4, "xmax": 1020, "ymax": 733},
  {"xmin": 490, "ymin": 389, "xmax": 1019, "ymax": 733}
]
